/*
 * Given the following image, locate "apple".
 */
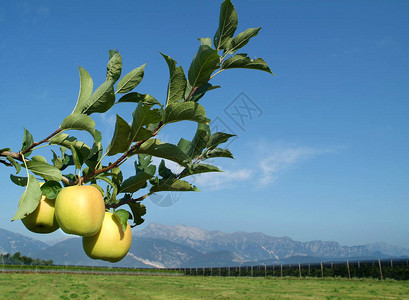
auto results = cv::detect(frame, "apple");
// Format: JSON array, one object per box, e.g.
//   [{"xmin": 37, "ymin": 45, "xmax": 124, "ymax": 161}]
[
  {"xmin": 82, "ymin": 211, "xmax": 132, "ymax": 263},
  {"xmin": 55, "ymin": 185, "xmax": 105, "ymax": 237},
  {"xmin": 21, "ymin": 194, "xmax": 59, "ymax": 234}
]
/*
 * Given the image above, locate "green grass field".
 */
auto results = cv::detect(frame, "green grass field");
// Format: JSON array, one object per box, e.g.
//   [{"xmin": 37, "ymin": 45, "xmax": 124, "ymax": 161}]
[{"xmin": 0, "ymin": 273, "xmax": 408, "ymax": 299}]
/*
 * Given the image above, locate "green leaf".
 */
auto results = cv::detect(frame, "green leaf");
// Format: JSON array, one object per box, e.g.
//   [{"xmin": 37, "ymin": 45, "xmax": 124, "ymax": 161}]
[
  {"xmin": 190, "ymin": 83, "xmax": 219, "ymax": 103},
  {"xmin": 119, "ymin": 168, "xmax": 155, "ymax": 194},
  {"xmin": 119, "ymin": 156, "xmax": 157, "ymax": 194},
  {"xmin": 227, "ymin": 27, "xmax": 261, "ymax": 53},
  {"xmin": 213, "ymin": 0, "xmax": 238, "ymax": 51},
  {"xmin": 40, "ymin": 180, "xmax": 62, "ymax": 200},
  {"xmin": 130, "ymin": 103, "xmax": 152, "ymax": 143},
  {"xmin": 150, "ymin": 178, "xmax": 199, "ymax": 193},
  {"xmin": 128, "ymin": 202, "xmax": 146, "ymax": 227},
  {"xmin": 60, "ymin": 114, "xmax": 96, "ymax": 138},
  {"xmin": 106, "ymin": 50, "xmax": 122, "ymax": 82},
  {"xmin": 31, "ymin": 155, "xmax": 47, "ymax": 163},
  {"xmin": 113, "ymin": 209, "xmax": 129, "ymax": 232},
  {"xmin": 69, "ymin": 145, "xmax": 84, "ymax": 170},
  {"xmin": 106, "ymin": 115, "xmax": 131, "ymax": 156},
  {"xmin": 158, "ymin": 160, "xmax": 176, "ymax": 179},
  {"xmin": 11, "ymin": 175, "xmax": 42, "ymax": 221},
  {"xmin": 117, "ymin": 92, "xmax": 161, "ymax": 106},
  {"xmin": 26, "ymin": 160, "xmax": 63, "ymax": 182},
  {"xmin": 198, "ymin": 37, "xmax": 212, "ymax": 47},
  {"xmin": 204, "ymin": 147, "xmax": 234, "ymax": 159},
  {"xmin": 71, "ymin": 67, "xmax": 93, "ymax": 114},
  {"xmin": 10, "ymin": 174, "xmax": 28, "ymax": 187},
  {"xmin": 51, "ymin": 150, "xmax": 64, "ymax": 169},
  {"xmin": 179, "ymin": 163, "xmax": 223, "ymax": 178},
  {"xmin": 116, "ymin": 64, "xmax": 146, "ymax": 94},
  {"xmin": 160, "ymin": 53, "xmax": 187, "ymax": 105},
  {"xmin": 6, "ymin": 156, "xmax": 21, "ymax": 174},
  {"xmin": 20, "ymin": 128, "xmax": 34, "ymax": 156},
  {"xmin": 82, "ymin": 80, "xmax": 115, "ymax": 114},
  {"xmin": 85, "ymin": 130, "xmax": 103, "ymax": 170},
  {"xmin": 95, "ymin": 174, "xmax": 118, "ymax": 203},
  {"xmin": 131, "ymin": 139, "xmax": 190, "ymax": 167},
  {"xmin": 188, "ymin": 45, "xmax": 220, "ymax": 88},
  {"xmin": 177, "ymin": 138, "xmax": 192, "ymax": 155},
  {"xmin": 222, "ymin": 53, "xmax": 273, "ymax": 74},
  {"xmin": 207, "ymin": 132, "xmax": 236, "ymax": 149},
  {"xmin": 188, "ymin": 123, "xmax": 210, "ymax": 159},
  {"xmin": 163, "ymin": 102, "xmax": 208, "ymax": 124}
]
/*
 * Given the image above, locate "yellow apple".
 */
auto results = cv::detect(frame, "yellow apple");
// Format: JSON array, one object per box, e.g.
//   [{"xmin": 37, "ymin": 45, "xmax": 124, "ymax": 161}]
[
  {"xmin": 55, "ymin": 185, "xmax": 105, "ymax": 237},
  {"xmin": 82, "ymin": 211, "xmax": 132, "ymax": 263},
  {"xmin": 21, "ymin": 194, "xmax": 59, "ymax": 234}
]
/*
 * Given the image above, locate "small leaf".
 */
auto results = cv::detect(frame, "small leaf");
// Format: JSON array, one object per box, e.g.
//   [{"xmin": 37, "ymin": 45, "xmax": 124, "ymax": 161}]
[
  {"xmin": 10, "ymin": 174, "xmax": 28, "ymax": 187},
  {"xmin": 116, "ymin": 64, "xmax": 146, "ymax": 94},
  {"xmin": 213, "ymin": 0, "xmax": 238, "ymax": 51},
  {"xmin": 160, "ymin": 53, "xmax": 187, "ymax": 105},
  {"xmin": 207, "ymin": 132, "xmax": 236, "ymax": 149},
  {"xmin": 163, "ymin": 102, "xmax": 208, "ymax": 124},
  {"xmin": 20, "ymin": 128, "xmax": 34, "ymax": 156},
  {"xmin": 49, "ymin": 133, "xmax": 70, "ymax": 146},
  {"xmin": 222, "ymin": 53, "xmax": 273, "ymax": 74},
  {"xmin": 117, "ymin": 92, "xmax": 161, "ymax": 106},
  {"xmin": 113, "ymin": 209, "xmax": 130, "ymax": 232},
  {"xmin": 71, "ymin": 67, "xmax": 93, "ymax": 114},
  {"xmin": 11, "ymin": 175, "xmax": 42, "ymax": 221},
  {"xmin": 158, "ymin": 160, "xmax": 176, "ymax": 179},
  {"xmin": 106, "ymin": 50, "xmax": 122, "ymax": 82},
  {"xmin": 190, "ymin": 83, "xmax": 218, "ymax": 103},
  {"xmin": 131, "ymin": 139, "xmax": 190, "ymax": 167},
  {"xmin": 69, "ymin": 145, "xmax": 84, "ymax": 170},
  {"xmin": 119, "ymin": 170, "xmax": 154, "ymax": 194},
  {"xmin": 82, "ymin": 80, "xmax": 115, "ymax": 114},
  {"xmin": 204, "ymin": 147, "xmax": 234, "ymax": 159},
  {"xmin": 128, "ymin": 202, "xmax": 146, "ymax": 227},
  {"xmin": 106, "ymin": 115, "xmax": 131, "ymax": 156},
  {"xmin": 60, "ymin": 114, "xmax": 96, "ymax": 139},
  {"xmin": 198, "ymin": 37, "xmax": 212, "ymax": 47},
  {"xmin": 40, "ymin": 180, "xmax": 62, "ymax": 200},
  {"xmin": 150, "ymin": 178, "xmax": 199, "ymax": 193},
  {"xmin": 31, "ymin": 155, "xmax": 47, "ymax": 163},
  {"xmin": 188, "ymin": 123, "xmax": 211, "ymax": 159},
  {"xmin": 188, "ymin": 45, "xmax": 220, "ymax": 88},
  {"xmin": 26, "ymin": 160, "xmax": 63, "ymax": 182},
  {"xmin": 177, "ymin": 138, "xmax": 192, "ymax": 155},
  {"xmin": 227, "ymin": 27, "xmax": 261, "ymax": 53},
  {"xmin": 6, "ymin": 156, "xmax": 21, "ymax": 174},
  {"xmin": 179, "ymin": 163, "xmax": 222, "ymax": 178},
  {"xmin": 130, "ymin": 103, "xmax": 152, "ymax": 143}
]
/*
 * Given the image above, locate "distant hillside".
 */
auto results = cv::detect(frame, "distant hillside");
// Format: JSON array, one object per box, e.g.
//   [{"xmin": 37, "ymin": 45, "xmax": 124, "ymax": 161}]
[
  {"xmin": 0, "ymin": 228, "xmax": 48, "ymax": 257},
  {"xmin": 1, "ymin": 225, "xmax": 408, "ymax": 268}
]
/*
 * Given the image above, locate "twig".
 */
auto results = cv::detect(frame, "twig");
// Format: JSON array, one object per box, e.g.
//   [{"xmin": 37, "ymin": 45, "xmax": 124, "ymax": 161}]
[{"xmin": 0, "ymin": 159, "xmax": 12, "ymax": 167}]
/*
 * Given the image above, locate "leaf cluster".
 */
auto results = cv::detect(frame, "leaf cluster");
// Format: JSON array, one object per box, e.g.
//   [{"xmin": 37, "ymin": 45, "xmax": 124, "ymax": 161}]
[{"xmin": 0, "ymin": 0, "xmax": 273, "ymax": 229}]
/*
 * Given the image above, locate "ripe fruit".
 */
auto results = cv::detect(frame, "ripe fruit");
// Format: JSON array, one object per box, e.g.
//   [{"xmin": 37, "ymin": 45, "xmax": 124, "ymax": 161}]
[
  {"xmin": 82, "ymin": 211, "xmax": 132, "ymax": 263},
  {"xmin": 55, "ymin": 185, "xmax": 105, "ymax": 237},
  {"xmin": 21, "ymin": 194, "xmax": 59, "ymax": 234}
]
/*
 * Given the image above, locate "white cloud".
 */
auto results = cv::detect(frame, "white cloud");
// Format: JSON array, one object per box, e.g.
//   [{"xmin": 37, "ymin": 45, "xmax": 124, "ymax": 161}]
[
  {"xmin": 192, "ymin": 168, "xmax": 253, "ymax": 191},
  {"xmin": 257, "ymin": 146, "xmax": 336, "ymax": 186},
  {"xmin": 190, "ymin": 143, "xmax": 339, "ymax": 191}
]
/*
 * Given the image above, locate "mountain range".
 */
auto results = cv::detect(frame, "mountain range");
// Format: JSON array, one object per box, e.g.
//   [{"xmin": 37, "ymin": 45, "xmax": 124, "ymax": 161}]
[{"xmin": 1, "ymin": 224, "xmax": 408, "ymax": 268}]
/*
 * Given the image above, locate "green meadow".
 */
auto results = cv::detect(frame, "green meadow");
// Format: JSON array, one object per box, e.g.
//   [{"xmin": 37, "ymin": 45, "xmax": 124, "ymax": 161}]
[{"xmin": 1, "ymin": 273, "xmax": 408, "ymax": 299}]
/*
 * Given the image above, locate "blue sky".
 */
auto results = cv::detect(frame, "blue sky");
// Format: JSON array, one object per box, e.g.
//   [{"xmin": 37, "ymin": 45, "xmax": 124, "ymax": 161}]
[{"xmin": 1, "ymin": 1, "xmax": 408, "ymax": 248}]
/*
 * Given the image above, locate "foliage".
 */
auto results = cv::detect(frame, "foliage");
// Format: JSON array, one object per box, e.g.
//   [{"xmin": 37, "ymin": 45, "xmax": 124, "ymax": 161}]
[
  {"xmin": 0, "ymin": 0, "xmax": 273, "ymax": 229},
  {"xmin": 0, "ymin": 252, "xmax": 53, "ymax": 266}
]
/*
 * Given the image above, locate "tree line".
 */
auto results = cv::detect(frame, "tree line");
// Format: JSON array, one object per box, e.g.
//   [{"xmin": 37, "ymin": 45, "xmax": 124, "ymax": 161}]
[{"xmin": 0, "ymin": 252, "xmax": 53, "ymax": 266}]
